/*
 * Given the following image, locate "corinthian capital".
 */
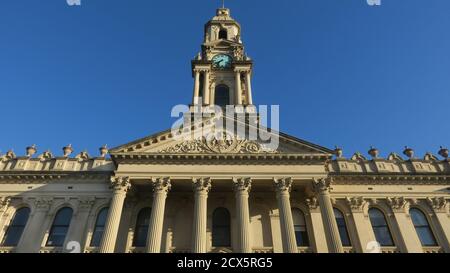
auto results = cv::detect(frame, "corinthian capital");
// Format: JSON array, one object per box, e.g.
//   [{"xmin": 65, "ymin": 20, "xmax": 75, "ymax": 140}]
[
  {"xmin": 78, "ymin": 197, "xmax": 96, "ymax": 211},
  {"xmin": 0, "ymin": 197, "xmax": 11, "ymax": 211},
  {"xmin": 273, "ymin": 177, "xmax": 293, "ymax": 194},
  {"xmin": 110, "ymin": 176, "xmax": 131, "ymax": 193},
  {"xmin": 305, "ymin": 196, "xmax": 319, "ymax": 211},
  {"xmin": 35, "ymin": 197, "xmax": 53, "ymax": 211},
  {"xmin": 312, "ymin": 178, "xmax": 331, "ymax": 194},
  {"xmin": 192, "ymin": 177, "xmax": 212, "ymax": 194},
  {"xmin": 151, "ymin": 177, "xmax": 171, "ymax": 193},
  {"xmin": 233, "ymin": 177, "xmax": 252, "ymax": 193},
  {"xmin": 345, "ymin": 197, "xmax": 367, "ymax": 212},
  {"xmin": 427, "ymin": 197, "xmax": 447, "ymax": 213},
  {"xmin": 386, "ymin": 197, "xmax": 410, "ymax": 213}
]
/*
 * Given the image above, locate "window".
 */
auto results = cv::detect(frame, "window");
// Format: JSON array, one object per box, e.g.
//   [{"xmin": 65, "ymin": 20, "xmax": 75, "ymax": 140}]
[
  {"xmin": 46, "ymin": 207, "xmax": 73, "ymax": 247},
  {"xmin": 219, "ymin": 29, "xmax": 228, "ymax": 40},
  {"xmin": 212, "ymin": 208, "xmax": 231, "ymax": 247},
  {"xmin": 214, "ymin": 85, "xmax": 230, "ymax": 107},
  {"xmin": 333, "ymin": 208, "xmax": 351, "ymax": 247},
  {"xmin": 133, "ymin": 207, "xmax": 151, "ymax": 247},
  {"xmin": 292, "ymin": 208, "xmax": 309, "ymax": 247},
  {"xmin": 2, "ymin": 207, "xmax": 30, "ymax": 247},
  {"xmin": 90, "ymin": 207, "xmax": 109, "ymax": 247},
  {"xmin": 368, "ymin": 208, "xmax": 394, "ymax": 246},
  {"xmin": 410, "ymin": 208, "xmax": 437, "ymax": 246}
]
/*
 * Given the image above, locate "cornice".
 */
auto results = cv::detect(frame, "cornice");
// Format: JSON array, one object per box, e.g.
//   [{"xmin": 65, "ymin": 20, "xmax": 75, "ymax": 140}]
[
  {"xmin": 0, "ymin": 171, "xmax": 113, "ymax": 184},
  {"xmin": 330, "ymin": 173, "xmax": 450, "ymax": 185},
  {"xmin": 110, "ymin": 153, "xmax": 329, "ymax": 165}
]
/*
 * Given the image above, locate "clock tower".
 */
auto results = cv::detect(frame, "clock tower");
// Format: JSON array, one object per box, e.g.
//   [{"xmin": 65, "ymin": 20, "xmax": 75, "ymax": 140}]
[{"xmin": 191, "ymin": 8, "xmax": 254, "ymax": 109}]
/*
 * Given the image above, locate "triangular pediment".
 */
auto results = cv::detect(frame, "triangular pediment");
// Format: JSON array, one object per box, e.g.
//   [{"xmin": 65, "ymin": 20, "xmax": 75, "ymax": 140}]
[{"xmin": 110, "ymin": 115, "xmax": 333, "ymax": 157}]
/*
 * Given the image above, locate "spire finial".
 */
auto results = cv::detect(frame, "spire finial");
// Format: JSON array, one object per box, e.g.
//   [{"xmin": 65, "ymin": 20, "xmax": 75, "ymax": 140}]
[{"xmin": 222, "ymin": 0, "xmax": 225, "ymax": 8}]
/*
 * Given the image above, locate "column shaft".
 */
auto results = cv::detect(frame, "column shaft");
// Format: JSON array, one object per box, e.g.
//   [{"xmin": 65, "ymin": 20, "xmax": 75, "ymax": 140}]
[
  {"xmin": 235, "ymin": 71, "xmax": 242, "ymax": 105},
  {"xmin": 146, "ymin": 178, "xmax": 171, "ymax": 253},
  {"xmin": 193, "ymin": 70, "xmax": 201, "ymax": 104},
  {"xmin": 274, "ymin": 178, "xmax": 297, "ymax": 253},
  {"xmin": 203, "ymin": 71, "xmax": 210, "ymax": 105},
  {"xmin": 233, "ymin": 178, "xmax": 252, "ymax": 253},
  {"xmin": 99, "ymin": 177, "xmax": 130, "ymax": 253},
  {"xmin": 313, "ymin": 178, "xmax": 344, "ymax": 253},
  {"xmin": 245, "ymin": 72, "xmax": 253, "ymax": 105},
  {"xmin": 192, "ymin": 178, "xmax": 211, "ymax": 253}
]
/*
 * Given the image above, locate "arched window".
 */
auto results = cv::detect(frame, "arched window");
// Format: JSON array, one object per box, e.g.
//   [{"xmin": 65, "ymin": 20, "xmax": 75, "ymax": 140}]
[
  {"xmin": 219, "ymin": 29, "xmax": 228, "ymax": 40},
  {"xmin": 90, "ymin": 207, "xmax": 109, "ymax": 247},
  {"xmin": 214, "ymin": 85, "xmax": 230, "ymax": 107},
  {"xmin": 292, "ymin": 208, "xmax": 309, "ymax": 247},
  {"xmin": 2, "ymin": 207, "xmax": 30, "ymax": 247},
  {"xmin": 212, "ymin": 208, "xmax": 231, "ymax": 247},
  {"xmin": 46, "ymin": 207, "xmax": 73, "ymax": 247},
  {"xmin": 368, "ymin": 208, "xmax": 394, "ymax": 246},
  {"xmin": 410, "ymin": 208, "xmax": 437, "ymax": 246},
  {"xmin": 133, "ymin": 207, "xmax": 151, "ymax": 247},
  {"xmin": 333, "ymin": 208, "xmax": 351, "ymax": 247}
]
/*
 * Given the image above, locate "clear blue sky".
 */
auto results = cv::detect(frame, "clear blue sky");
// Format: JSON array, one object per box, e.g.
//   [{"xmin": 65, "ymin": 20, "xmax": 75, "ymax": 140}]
[{"xmin": 0, "ymin": 0, "xmax": 449, "ymax": 158}]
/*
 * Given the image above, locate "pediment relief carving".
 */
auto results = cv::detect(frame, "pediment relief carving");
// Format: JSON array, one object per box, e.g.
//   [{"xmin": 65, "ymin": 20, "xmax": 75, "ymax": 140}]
[{"xmin": 159, "ymin": 136, "xmax": 278, "ymax": 154}]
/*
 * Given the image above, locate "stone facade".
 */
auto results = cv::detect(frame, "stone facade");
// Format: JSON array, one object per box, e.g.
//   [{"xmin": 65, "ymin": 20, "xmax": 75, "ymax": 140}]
[{"xmin": 0, "ymin": 8, "xmax": 449, "ymax": 254}]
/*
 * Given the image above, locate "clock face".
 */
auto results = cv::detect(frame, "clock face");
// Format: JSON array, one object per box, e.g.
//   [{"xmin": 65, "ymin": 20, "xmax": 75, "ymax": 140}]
[{"xmin": 212, "ymin": 54, "xmax": 232, "ymax": 69}]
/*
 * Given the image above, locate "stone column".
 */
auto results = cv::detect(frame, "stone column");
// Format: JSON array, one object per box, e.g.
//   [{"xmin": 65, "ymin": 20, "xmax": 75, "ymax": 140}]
[
  {"xmin": 345, "ymin": 197, "xmax": 375, "ymax": 253},
  {"xmin": 233, "ymin": 178, "xmax": 252, "ymax": 253},
  {"xmin": 274, "ymin": 178, "xmax": 297, "ymax": 253},
  {"xmin": 193, "ymin": 69, "xmax": 201, "ymax": 105},
  {"xmin": 17, "ymin": 198, "xmax": 53, "ymax": 253},
  {"xmin": 99, "ymin": 177, "xmax": 131, "ymax": 253},
  {"xmin": 203, "ymin": 70, "xmax": 210, "ymax": 105},
  {"xmin": 386, "ymin": 197, "xmax": 423, "ymax": 253},
  {"xmin": 192, "ymin": 178, "xmax": 212, "ymax": 253},
  {"xmin": 234, "ymin": 70, "xmax": 242, "ymax": 105},
  {"xmin": 66, "ymin": 197, "xmax": 95, "ymax": 252},
  {"xmin": 0, "ymin": 197, "xmax": 11, "ymax": 233},
  {"xmin": 245, "ymin": 71, "xmax": 253, "ymax": 105},
  {"xmin": 146, "ymin": 177, "xmax": 171, "ymax": 253},
  {"xmin": 305, "ymin": 197, "xmax": 329, "ymax": 253},
  {"xmin": 313, "ymin": 178, "xmax": 343, "ymax": 253},
  {"xmin": 427, "ymin": 197, "xmax": 450, "ymax": 253}
]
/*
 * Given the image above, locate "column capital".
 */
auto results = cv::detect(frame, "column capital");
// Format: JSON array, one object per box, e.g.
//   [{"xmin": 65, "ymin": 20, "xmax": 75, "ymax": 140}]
[
  {"xmin": 345, "ymin": 196, "xmax": 367, "ymax": 212},
  {"xmin": 233, "ymin": 177, "xmax": 252, "ymax": 193},
  {"xmin": 426, "ymin": 197, "xmax": 448, "ymax": 213},
  {"xmin": 312, "ymin": 177, "xmax": 331, "ymax": 194},
  {"xmin": 234, "ymin": 68, "xmax": 249, "ymax": 73},
  {"xmin": 110, "ymin": 176, "xmax": 131, "ymax": 193},
  {"xmin": 192, "ymin": 177, "xmax": 212, "ymax": 194},
  {"xmin": 77, "ymin": 197, "xmax": 96, "ymax": 212},
  {"xmin": 151, "ymin": 177, "xmax": 172, "ymax": 193},
  {"xmin": 386, "ymin": 197, "xmax": 410, "ymax": 213},
  {"xmin": 0, "ymin": 196, "xmax": 11, "ymax": 212},
  {"xmin": 274, "ymin": 177, "xmax": 293, "ymax": 194},
  {"xmin": 34, "ymin": 197, "xmax": 53, "ymax": 212},
  {"xmin": 305, "ymin": 196, "xmax": 320, "ymax": 212}
]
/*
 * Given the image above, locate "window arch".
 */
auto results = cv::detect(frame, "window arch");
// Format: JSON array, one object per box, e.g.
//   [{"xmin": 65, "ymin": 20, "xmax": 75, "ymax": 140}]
[
  {"xmin": 133, "ymin": 207, "xmax": 151, "ymax": 247},
  {"xmin": 212, "ymin": 208, "xmax": 231, "ymax": 247},
  {"xmin": 333, "ymin": 208, "xmax": 351, "ymax": 247},
  {"xmin": 90, "ymin": 207, "xmax": 109, "ymax": 247},
  {"xmin": 214, "ymin": 85, "xmax": 230, "ymax": 107},
  {"xmin": 2, "ymin": 207, "xmax": 31, "ymax": 247},
  {"xmin": 292, "ymin": 208, "xmax": 309, "ymax": 247},
  {"xmin": 410, "ymin": 208, "xmax": 437, "ymax": 246},
  {"xmin": 219, "ymin": 29, "xmax": 228, "ymax": 40},
  {"xmin": 368, "ymin": 208, "xmax": 394, "ymax": 246},
  {"xmin": 46, "ymin": 207, "xmax": 73, "ymax": 247}
]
